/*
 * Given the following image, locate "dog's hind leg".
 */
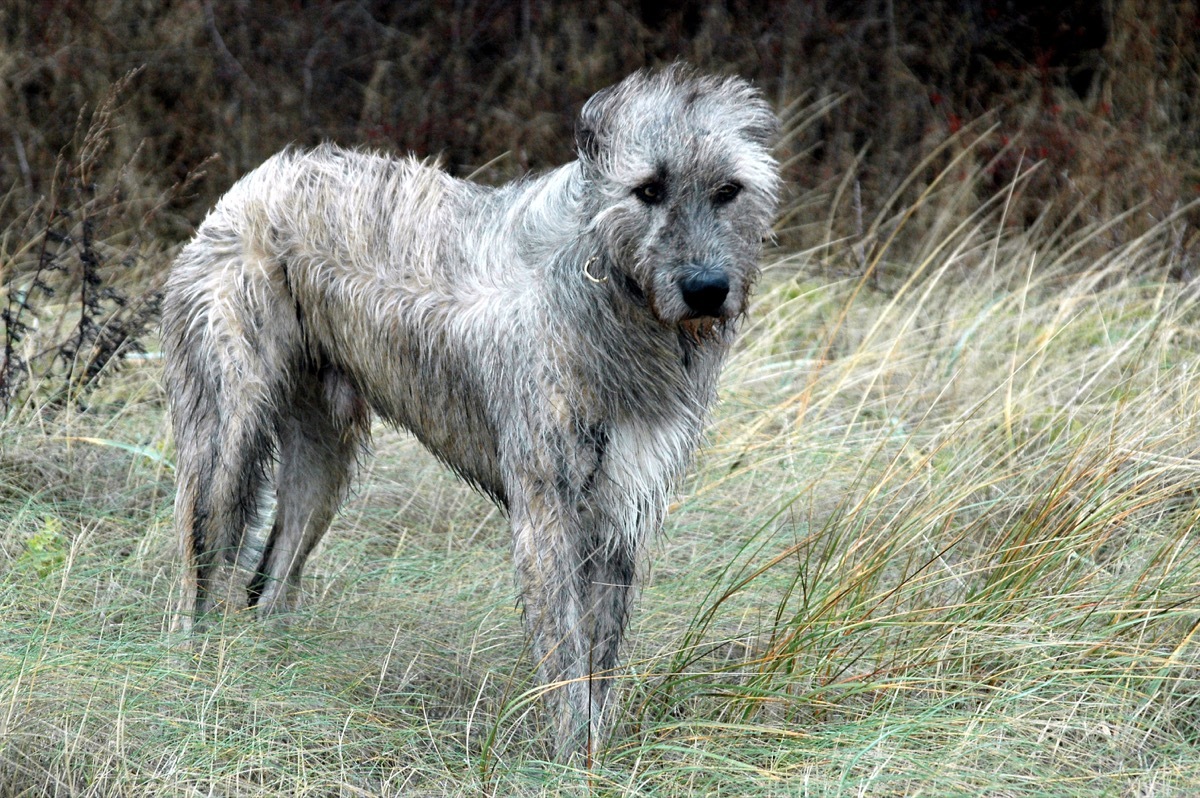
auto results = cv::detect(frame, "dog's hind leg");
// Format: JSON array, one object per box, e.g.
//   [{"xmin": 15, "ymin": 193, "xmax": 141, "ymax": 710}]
[
  {"xmin": 247, "ymin": 366, "xmax": 367, "ymax": 615},
  {"xmin": 164, "ymin": 242, "xmax": 306, "ymax": 632},
  {"xmin": 167, "ymin": 330, "xmax": 284, "ymax": 631}
]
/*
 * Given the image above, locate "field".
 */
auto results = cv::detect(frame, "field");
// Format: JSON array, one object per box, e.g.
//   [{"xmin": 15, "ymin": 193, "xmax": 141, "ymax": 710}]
[{"xmin": 1, "ymin": 137, "xmax": 1199, "ymax": 796}]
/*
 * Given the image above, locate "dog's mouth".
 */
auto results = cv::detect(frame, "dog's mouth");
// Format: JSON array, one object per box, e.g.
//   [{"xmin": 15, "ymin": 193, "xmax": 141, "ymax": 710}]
[{"xmin": 678, "ymin": 315, "xmax": 730, "ymax": 344}]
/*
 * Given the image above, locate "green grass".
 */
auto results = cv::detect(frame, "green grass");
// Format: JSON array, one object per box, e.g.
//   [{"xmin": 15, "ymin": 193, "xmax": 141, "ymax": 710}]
[{"xmin": 1, "ymin": 194, "xmax": 1199, "ymax": 795}]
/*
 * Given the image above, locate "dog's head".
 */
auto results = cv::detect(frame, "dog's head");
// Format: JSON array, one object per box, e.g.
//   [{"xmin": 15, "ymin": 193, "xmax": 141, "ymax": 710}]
[{"xmin": 576, "ymin": 65, "xmax": 780, "ymax": 333}]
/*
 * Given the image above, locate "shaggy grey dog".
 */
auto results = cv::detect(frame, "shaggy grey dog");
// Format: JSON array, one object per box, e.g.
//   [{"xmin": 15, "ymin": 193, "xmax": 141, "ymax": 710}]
[{"xmin": 162, "ymin": 64, "xmax": 780, "ymax": 759}]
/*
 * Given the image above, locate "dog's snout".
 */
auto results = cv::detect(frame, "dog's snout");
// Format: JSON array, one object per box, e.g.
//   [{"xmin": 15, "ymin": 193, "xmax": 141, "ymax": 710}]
[{"xmin": 680, "ymin": 269, "xmax": 730, "ymax": 317}]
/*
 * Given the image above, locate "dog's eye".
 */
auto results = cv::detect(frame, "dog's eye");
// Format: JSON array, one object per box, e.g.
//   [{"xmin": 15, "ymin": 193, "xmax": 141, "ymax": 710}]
[
  {"xmin": 712, "ymin": 182, "xmax": 742, "ymax": 205},
  {"xmin": 633, "ymin": 181, "xmax": 665, "ymax": 205}
]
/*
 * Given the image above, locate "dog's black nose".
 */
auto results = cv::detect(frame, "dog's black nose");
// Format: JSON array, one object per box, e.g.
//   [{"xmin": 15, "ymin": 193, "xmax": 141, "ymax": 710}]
[{"xmin": 680, "ymin": 270, "xmax": 730, "ymax": 317}]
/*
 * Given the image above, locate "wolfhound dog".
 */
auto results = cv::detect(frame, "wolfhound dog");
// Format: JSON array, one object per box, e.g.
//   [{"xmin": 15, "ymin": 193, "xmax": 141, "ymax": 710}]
[{"xmin": 162, "ymin": 65, "xmax": 780, "ymax": 758}]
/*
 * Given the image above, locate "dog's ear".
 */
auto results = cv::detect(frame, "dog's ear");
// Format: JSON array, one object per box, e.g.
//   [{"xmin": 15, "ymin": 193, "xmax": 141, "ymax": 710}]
[
  {"xmin": 722, "ymin": 77, "xmax": 780, "ymax": 149},
  {"xmin": 575, "ymin": 121, "xmax": 601, "ymax": 164},
  {"xmin": 576, "ymin": 84, "xmax": 617, "ymax": 165},
  {"xmin": 740, "ymin": 103, "xmax": 780, "ymax": 149}
]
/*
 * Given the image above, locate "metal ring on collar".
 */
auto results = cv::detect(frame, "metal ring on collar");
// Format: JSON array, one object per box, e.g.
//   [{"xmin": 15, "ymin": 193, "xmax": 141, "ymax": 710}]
[{"xmin": 583, "ymin": 255, "xmax": 608, "ymax": 284}]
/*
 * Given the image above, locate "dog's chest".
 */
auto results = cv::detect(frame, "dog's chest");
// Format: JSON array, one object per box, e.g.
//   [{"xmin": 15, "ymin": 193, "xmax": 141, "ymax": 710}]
[{"xmin": 603, "ymin": 412, "xmax": 697, "ymax": 497}]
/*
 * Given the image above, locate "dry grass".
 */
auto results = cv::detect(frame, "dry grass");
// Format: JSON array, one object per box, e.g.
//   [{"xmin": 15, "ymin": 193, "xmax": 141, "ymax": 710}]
[{"xmin": 0, "ymin": 152, "xmax": 1198, "ymax": 796}]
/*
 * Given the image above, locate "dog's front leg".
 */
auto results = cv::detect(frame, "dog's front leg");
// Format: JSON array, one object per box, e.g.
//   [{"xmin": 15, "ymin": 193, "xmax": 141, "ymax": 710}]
[
  {"xmin": 578, "ymin": 530, "xmax": 635, "ymax": 740},
  {"xmin": 508, "ymin": 481, "xmax": 610, "ymax": 761}
]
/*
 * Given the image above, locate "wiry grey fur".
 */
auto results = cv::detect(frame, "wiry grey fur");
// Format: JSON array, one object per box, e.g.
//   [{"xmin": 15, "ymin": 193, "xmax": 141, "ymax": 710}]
[{"xmin": 162, "ymin": 65, "xmax": 780, "ymax": 760}]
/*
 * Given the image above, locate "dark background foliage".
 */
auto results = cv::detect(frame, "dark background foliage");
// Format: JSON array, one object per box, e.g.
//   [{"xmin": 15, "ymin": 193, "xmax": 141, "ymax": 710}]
[
  {"xmin": 0, "ymin": 0, "xmax": 1197, "ymax": 405},
  {"xmin": 3, "ymin": 1, "xmax": 1196, "ymax": 240}
]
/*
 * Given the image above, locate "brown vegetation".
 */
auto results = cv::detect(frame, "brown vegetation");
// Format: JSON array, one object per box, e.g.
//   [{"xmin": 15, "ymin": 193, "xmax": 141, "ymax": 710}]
[{"xmin": 2, "ymin": 1, "xmax": 1197, "ymax": 243}]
